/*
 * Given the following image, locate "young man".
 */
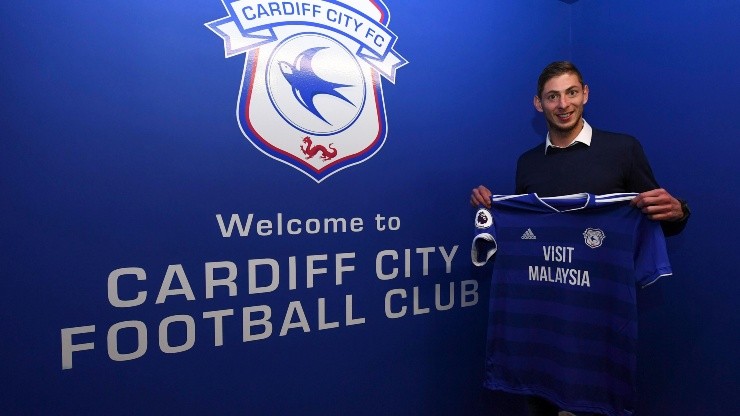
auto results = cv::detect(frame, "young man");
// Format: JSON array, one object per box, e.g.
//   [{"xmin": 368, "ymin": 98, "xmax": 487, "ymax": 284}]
[
  {"xmin": 470, "ymin": 61, "xmax": 689, "ymax": 416},
  {"xmin": 471, "ymin": 61, "xmax": 689, "ymax": 232}
]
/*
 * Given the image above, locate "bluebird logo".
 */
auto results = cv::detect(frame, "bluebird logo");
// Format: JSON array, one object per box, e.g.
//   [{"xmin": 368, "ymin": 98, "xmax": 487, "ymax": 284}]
[
  {"xmin": 267, "ymin": 34, "xmax": 365, "ymax": 135},
  {"xmin": 276, "ymin": 45, "xmax": 357, "ymax": 126},
  {"xmin": 206, "ymin": 0, "xmax": 407, "ymax": 182},
  {"xmin": 583, "ymin": 228, "xmax": 606, "ymax": 248}
]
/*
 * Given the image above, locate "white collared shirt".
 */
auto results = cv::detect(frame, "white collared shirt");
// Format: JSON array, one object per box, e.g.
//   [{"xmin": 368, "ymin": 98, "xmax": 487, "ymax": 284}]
[{"xmin": 545, "ymin": 119, "xmax": 593, "ymax": 153}]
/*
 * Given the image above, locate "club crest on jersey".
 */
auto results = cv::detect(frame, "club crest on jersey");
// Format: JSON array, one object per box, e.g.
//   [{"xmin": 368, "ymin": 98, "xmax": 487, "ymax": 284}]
[
  {"xmin": 206, "ymin": 0, "xmax": 407, "ymax": 182},
  {"xmin": 583, "ymin": 228, "xmax": 606, "ymax": 248}
]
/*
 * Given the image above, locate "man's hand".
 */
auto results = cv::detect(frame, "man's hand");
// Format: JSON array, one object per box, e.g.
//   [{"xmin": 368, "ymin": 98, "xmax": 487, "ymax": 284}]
[
  {"xmin": 631, "ymin": 188, "xmax": 685, "ymax": 221},
  {"xmin": 471, "ymin": 185, "xmax": 493, "ymax": 208}
]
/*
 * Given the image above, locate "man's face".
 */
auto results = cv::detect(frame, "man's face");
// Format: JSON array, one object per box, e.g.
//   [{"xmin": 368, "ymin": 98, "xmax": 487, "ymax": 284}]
[{"xmin": 534, "ymin": 73, "xmax": 589, "ymax": 135}]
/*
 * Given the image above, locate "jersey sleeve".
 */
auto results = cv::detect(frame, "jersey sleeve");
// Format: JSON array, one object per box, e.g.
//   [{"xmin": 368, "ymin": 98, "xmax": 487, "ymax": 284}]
[
  {"xmin": 472, "ymin": 207, "xmax": 497, "ymax": 266},
  {"xmin": 634, "ymin": 215, "xmax": 673, "ymax": 287}
]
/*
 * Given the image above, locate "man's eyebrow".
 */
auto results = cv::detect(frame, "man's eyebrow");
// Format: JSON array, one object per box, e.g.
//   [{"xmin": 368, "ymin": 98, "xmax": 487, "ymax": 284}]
[{"xmin": 544, "ymin": 85, "xmax": 581, "ymax": 95}]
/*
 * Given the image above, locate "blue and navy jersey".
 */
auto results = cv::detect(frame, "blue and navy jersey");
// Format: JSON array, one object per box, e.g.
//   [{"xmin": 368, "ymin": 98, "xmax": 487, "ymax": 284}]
[{"xmin": 472, "ymin": 193, "xmax": 672, "ymax": 416}]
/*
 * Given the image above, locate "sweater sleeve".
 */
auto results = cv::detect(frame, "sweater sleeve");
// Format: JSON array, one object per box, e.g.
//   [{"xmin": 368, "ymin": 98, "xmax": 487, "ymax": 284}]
[
  {"xmin": 628, "ymin": 138, "xmax": 689, "ymax": 236},
  {"xmin": 627, "ymin": 139, "xmax": 660, "ymax": 193}
]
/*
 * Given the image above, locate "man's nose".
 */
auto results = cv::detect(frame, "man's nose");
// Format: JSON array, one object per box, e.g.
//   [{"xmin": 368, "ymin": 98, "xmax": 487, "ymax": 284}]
[{"xmin": 558, "ymin": 95, "xmax": 570, "ymax": 108}]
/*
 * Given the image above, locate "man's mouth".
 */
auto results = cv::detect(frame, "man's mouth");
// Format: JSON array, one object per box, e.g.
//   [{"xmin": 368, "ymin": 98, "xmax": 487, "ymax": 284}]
[{"xmin": 556, "ymin": 112, "xmax": 573, "ymax": 122}]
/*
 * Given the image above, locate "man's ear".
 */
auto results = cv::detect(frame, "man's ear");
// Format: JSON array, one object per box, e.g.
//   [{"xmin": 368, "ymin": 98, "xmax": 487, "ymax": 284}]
[
  {"xmin": 582, "ymin": 84, "xmax": 589, "ymax": 105},
  {"xmin": 533, "ymin": 95, "xmax": 543, "ymax": 112}
]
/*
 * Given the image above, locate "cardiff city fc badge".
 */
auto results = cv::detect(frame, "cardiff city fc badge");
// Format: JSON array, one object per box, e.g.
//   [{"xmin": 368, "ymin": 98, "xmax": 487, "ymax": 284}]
[
  {"xmin": 206, "ymin": 0, "xmax": 407, "ymax": 182},
  {"xmin": 583, "ymin": 228, "xmax": 606, "ymax": 248}
]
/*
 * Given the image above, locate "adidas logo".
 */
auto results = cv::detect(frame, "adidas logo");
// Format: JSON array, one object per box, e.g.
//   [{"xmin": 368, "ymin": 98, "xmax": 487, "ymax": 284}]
[{"xmin": 521, "ymin": 228, "xmax": 537, "ymax": 240}]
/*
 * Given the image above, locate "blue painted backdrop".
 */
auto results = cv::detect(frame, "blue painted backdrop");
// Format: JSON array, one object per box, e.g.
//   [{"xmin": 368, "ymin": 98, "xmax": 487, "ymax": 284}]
[
  {"xmin": 570, "ymin": 1, "xmax": 740, "ymax": 415},
  {"xmin": 0, "ymin": 1, "xmax": 737, "ymax": 415}
]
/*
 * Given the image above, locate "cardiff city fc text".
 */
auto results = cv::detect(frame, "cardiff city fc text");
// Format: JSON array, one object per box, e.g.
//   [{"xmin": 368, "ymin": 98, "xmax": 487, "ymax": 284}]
[{"xmin": 60, "ymin": 212, "xmax": 478, "ymax": 369}]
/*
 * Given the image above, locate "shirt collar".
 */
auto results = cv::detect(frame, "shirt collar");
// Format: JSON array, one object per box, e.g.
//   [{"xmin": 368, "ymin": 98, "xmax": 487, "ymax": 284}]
[{"xmin": 545, "ymin": 119, "xmax": 592, "ymax": 153}]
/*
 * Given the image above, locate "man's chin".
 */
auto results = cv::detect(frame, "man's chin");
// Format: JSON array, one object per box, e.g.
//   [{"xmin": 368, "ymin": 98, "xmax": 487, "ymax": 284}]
[{"xmin": 548, "ymin": 118, "xmax": 581, "ymax": 133}]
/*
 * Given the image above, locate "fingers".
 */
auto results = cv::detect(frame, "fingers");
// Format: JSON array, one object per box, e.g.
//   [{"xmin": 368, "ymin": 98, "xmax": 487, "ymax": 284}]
[
  {"xmin": 631, "ymin": 188, "xmax": 667, "ymax": 206},
  {"xmin": 631, "ymin": 189, "xmax": 683, "ymax": 221},
  {"xmin": 471, "ymin": 185, "xmax": 492, "ymax": 208},
  {"xmin": 638, "ymin": 204, "xmax": 674, "ymax": 220},
  {"xmin": 632, "ymin": 189, "xmax": 670, "ymax": 208}
]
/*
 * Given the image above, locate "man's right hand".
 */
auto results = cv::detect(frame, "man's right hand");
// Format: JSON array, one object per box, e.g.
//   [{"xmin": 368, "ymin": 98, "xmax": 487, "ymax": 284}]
[{"xmin": 470, "ymin": 185, "xmax": 492, "ymax": 208}]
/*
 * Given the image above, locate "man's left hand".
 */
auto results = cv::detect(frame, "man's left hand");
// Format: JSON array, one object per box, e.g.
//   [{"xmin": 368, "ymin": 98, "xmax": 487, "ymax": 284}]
[{"xmin": 631, "ymin": 188, "xmax": 685, "ymax": 222}]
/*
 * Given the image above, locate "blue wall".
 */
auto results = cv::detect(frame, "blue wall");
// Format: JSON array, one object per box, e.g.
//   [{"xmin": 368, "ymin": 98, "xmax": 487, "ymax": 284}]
[
  {"xmin": 571, "ymin": 1, "xmax": 740, "ymax": 414},
  {"xmin": 1, "ymin": 0, "xmax": 736, "ymax": 415}
]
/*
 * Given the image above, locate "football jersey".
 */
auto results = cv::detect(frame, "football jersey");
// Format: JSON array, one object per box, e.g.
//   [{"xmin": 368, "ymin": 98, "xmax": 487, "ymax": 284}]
[{"xmin": 472, "ymin": 193, "xmax": 672, "ymax": 416}]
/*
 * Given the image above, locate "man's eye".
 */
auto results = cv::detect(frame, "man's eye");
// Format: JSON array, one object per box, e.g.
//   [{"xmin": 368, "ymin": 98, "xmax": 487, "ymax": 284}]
[
  {"xmin": 547, "ymin": 94, "xmax": 558, "ymax": 101},
  {"xmin": 567, "ymin": 90, "xmax": 578, "ymax": 97}
]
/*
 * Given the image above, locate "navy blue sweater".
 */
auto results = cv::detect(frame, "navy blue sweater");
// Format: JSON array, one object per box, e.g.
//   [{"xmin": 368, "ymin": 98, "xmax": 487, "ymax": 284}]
[
  {"xmin": 515, "ymin": 128, "xmax": 686, "ymax": 235},
  {"xmin": 516, "ymin": 129, "xmax": 659, "ymax": 196}
]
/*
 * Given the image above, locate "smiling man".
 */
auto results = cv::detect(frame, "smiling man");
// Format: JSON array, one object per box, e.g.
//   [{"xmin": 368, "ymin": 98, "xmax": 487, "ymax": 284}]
[
  {"xmin": 471, "ymin": 61, "xmax": 689, "ymax": 230},
  {"xmin": 535, "ymin": 65, "xmax": 589, "ymax": 147},
  {"xmin": 470, "ymin": 61, "xmax": 690, "ymax": 416}
]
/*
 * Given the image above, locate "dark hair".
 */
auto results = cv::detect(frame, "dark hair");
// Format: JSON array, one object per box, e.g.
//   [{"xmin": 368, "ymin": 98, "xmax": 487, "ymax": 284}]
[{"xmin": 537, "ymin": 61, "xmax": 585, "ymax": 98}]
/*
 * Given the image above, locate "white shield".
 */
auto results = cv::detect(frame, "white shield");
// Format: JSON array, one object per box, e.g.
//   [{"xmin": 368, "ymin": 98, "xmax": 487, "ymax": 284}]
[{"xmin": 207, "ymin": 0, "xmax": 407, "ymax": 182}]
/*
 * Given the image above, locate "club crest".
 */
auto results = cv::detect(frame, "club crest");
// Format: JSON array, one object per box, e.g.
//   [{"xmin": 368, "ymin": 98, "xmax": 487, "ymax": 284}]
[
  {"xmin": 583, "ymin": 228, "xmax": 606, "ymax": 248},
  {"xmin": 206, "ymin": 0, "xmax": 407, "ymax": 182}
]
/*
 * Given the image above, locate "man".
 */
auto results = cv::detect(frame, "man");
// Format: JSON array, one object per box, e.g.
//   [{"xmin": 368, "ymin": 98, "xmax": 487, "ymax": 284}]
[
  {"xmin": 470, "ymin": 61, "xmax": 689, "ymax": 415},
  {"xmin": 471, "ymin": 61, "xmax": 689, "ymax": 231}
]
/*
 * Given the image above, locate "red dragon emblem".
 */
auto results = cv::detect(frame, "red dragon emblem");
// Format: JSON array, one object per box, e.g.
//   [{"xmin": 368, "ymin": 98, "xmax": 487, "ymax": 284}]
[{"xmin": 300, "ymin": 136, "xmax": 338, "ymax": 161}]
